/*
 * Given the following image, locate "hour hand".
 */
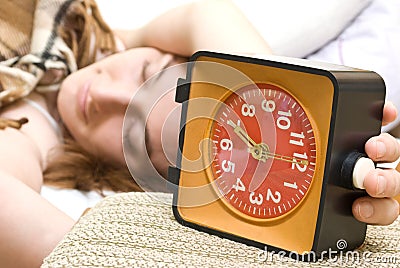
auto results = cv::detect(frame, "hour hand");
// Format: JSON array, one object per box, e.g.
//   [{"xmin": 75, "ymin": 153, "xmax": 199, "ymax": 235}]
[{"xmin": 227, "ymin": 120, "xmax": 257, "ymax": 148}]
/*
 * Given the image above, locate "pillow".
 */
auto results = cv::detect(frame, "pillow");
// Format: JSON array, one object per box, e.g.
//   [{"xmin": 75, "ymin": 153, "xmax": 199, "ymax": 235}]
[
  {"xmin": 233, "ymin": 0, "xmax": 372, "ymax": 57},
  {"xmin": 306, "ymin": 0, "xmax": 400, "ymax": 132},
  {"xmin": 96, "ymin": 0, "xmax": 372, "ymax": 58}
]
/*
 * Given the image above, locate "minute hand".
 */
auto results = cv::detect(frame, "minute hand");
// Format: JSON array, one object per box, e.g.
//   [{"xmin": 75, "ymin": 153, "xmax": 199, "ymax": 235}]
[{"xmin": 260, "ymin": 147, "xmax": 309, "ymax": 165}]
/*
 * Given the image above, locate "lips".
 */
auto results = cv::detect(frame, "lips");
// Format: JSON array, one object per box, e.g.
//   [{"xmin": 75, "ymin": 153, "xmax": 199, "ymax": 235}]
[{"xmin": 78, "ymin": 81, "xmax": 90, "ymax": 123}]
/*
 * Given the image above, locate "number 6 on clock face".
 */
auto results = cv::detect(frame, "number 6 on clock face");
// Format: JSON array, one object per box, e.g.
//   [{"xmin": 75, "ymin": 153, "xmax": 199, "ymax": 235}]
[{"xmin": 170, "ymin": 51, "xmax": 385, "ymax": 260}]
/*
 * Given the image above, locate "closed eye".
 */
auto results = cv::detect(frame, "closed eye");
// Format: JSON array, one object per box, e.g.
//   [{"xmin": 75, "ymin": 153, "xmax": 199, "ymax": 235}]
[{"xmin": 141, "ymin": 61, "xmax": 149, "ymax": 83}]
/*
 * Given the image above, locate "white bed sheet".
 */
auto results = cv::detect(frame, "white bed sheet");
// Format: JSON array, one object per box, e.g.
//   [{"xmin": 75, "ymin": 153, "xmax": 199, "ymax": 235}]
[
  {"xmin": 42, "ymin": 0, "xmax": 400, "ymax": 220},
  {"xmin": 41, "ymin": 186, "xmax": 114, "ymax": 220}
]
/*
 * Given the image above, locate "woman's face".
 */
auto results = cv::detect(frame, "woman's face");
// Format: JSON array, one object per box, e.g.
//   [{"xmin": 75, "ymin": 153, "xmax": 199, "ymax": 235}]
[{"xmin": 58, "ymin": 47, "xmax": 184, "ymax": 171}]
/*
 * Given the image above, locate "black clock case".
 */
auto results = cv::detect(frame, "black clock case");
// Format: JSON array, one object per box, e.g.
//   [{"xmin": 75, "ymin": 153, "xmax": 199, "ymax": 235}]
[{"xmin": 169, "ymin": 51, "xmax": 386, "ymax": 261}]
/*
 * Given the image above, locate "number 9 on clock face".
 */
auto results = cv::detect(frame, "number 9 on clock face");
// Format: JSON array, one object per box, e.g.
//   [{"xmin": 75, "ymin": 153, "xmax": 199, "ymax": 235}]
[{"xmin": 208, "ymin": 83, "xmax": 316, "ymax": 220}]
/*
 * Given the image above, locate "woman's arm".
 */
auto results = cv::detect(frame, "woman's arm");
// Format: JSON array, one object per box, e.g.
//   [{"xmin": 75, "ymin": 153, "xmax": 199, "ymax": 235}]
[
  {"xmin": 0, "ymin": 94, "xmax": 60, "ymax": 190},
  {"xmin": 0, "ymin": 95, "xmax": 75, "ymax": 267},
  {"xmin": 0, "ymin": 170, "xmax": 75, "ymax": 268},
  {"xmin": 114, "ymin": 0, "xmax": 272, "ymax": 56}
]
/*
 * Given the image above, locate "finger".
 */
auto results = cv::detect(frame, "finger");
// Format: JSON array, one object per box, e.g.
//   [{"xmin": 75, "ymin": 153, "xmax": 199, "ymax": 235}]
[
  {"xmin": 365, "ymin": 132, "xmax": 400, "ymax": 163},
  {"xmin": 363, "ymin": 168, "xmax": 400, "ymax": 198},
  {"xmin": 382, "ymin": 101, "xmax": 398, "ymax": 126},
  {"xmin": 352, "ymin": 196, "xmax": 399, "ymax": 225}
]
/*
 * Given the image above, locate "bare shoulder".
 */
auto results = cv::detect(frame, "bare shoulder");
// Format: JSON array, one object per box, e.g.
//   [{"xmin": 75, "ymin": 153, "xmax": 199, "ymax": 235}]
[{"xmin": 0, "ymin": 93, "xmax": 61, "ymax": 191}]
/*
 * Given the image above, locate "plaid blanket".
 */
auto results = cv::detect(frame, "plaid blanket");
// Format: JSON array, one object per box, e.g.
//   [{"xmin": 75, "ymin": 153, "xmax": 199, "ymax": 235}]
[{"xmin": 0, "ymin": 0, "xmax": 115, "ymax": 128}]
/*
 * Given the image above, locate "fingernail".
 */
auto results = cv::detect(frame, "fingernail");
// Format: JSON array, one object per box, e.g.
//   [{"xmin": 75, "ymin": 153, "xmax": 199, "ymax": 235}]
[
  {"xmin": 376, "ymin": 175, "xmax": 386, "ymax": 196},
  {"xmin": 376, "ymin": 141, "xmax": 386, "ymax": 159},
  {"xmin": 359, "ymin": 201, "xmax": 374, "ymax": 219}
]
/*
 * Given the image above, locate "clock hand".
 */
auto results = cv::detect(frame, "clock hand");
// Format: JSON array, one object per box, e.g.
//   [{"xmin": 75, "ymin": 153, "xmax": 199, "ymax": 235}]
[
  {"xmin": 226, "ymin": 120, "xmax": 308, "ymax": 165},
  {"xmin": 264, "ymin": 151, "xmax": 309, "ymax": 165},
  {"xmin": 227, "ymin": 120, "xmax": 257, "ymax": 148},
  {"xmin": 250, "ymin": 143, "xmax": 309, "ymax": 165}
]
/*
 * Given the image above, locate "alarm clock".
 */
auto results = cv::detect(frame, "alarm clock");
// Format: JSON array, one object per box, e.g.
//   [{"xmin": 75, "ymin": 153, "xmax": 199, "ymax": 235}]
[{"xmin": 168, "ymin": 51, "xmax": 385, "ymax": 260}]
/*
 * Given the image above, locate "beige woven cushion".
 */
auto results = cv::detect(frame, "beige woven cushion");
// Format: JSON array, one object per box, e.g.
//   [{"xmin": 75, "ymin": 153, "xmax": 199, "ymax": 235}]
[{"xmin": 42, "ymin": 192, "xmax": 400, "ymax": 267}]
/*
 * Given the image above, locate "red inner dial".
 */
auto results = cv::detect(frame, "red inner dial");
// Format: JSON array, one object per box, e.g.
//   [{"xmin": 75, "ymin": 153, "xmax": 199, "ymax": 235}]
[{"xmin": 209, "ymin": 83, "xmax": 316, "ymax": 219}]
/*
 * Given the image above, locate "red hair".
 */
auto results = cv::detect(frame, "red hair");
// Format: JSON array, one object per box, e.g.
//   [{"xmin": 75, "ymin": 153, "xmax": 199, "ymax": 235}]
[{"xmin": 44, "ymin": 139, "xmax": 142, "ymax": 194}]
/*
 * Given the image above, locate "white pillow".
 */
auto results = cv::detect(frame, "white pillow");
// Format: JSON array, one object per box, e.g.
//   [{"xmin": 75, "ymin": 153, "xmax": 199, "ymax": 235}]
[
  {"xmin": 307, "ymin": 0, "xmax": 400, "ymax": 132},
  {"xmin": 233, "ymin": 0, "xmax": 372, "ymax": 57},
  {"xmin": 96, "ymin": 0, "xmax": 372, "ymax": 58}
]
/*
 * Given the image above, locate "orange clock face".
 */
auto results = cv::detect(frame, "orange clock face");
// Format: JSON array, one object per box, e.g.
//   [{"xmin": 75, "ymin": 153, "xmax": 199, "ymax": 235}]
[{"xmin": 209, "ymin": 83, "xmax": 316, "ymax": 220}]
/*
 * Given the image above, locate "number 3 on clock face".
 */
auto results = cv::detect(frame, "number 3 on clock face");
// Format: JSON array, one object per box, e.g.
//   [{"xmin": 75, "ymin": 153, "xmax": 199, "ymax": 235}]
[
  {"xmin": 209, "ymin": 83, "xmax": 316, "ymax": 220},
  {"xmin": 170, "ymin": 51, "xmax": 385, "ymax": 259}
]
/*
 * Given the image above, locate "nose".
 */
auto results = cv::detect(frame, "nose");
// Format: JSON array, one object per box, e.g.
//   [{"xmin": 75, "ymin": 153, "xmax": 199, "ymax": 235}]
[{"xmin": 88, "ymin": 80, "xmax": 133, "ymax": 113}]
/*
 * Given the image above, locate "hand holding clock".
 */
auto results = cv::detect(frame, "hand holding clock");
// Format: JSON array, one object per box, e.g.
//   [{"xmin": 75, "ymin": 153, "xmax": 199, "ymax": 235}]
[{"xmin": 353, "ymin": 102, "xmax": 400, "ymax": 225}]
